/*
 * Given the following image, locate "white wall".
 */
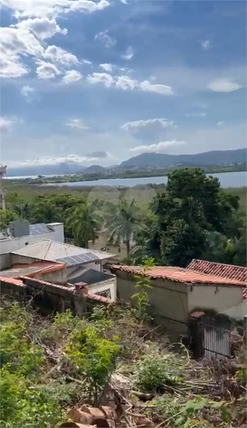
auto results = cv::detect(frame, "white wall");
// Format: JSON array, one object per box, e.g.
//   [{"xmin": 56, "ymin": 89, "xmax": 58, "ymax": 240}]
[
  {"xmin": 188, "ymin": 284, "xmax": 243, "ymax": 313},
  {"xmin": 88, "ymin": 277, "xmax": 117, "ymax": 300},
  {"xmin": 221, "ymin": 300, "xmax": 247, "ymax": 320},
  {"xmin": 0, "ymin": 223, "xmax": 64, "ymax": 270},
  {"xmin": 47, "ymin": 223, "xmax": 64, "ymax": 242}
]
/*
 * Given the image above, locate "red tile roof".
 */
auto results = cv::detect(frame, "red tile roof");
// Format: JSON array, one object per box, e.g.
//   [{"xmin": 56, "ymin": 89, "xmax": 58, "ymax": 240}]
[
  {"xmin": 187, "ymin": 259, "xmax": 247, "ymax": 282},
  {"xmin": 187, "ymin": 259, "xmax": 247, "ymax": 298},
  {"xmin": 111, "ymin": 265, "xmax": 246, "ymax": 286}
]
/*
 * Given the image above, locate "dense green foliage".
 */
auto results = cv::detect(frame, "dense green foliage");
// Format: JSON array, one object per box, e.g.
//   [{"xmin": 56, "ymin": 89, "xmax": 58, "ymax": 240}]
[
  {"xmin": 0, "ymin": 301, "xmax": 246, "ymax": 428},
  {"xmin": 2, "ymin": 168, "xmax": 246, "ymax": 267},
  {"xmin": 0, "ymin": 303, "xmax": 121, "ymax": 427},
  {"xmin": 131, "ymin": 168, "xmax": 246, "ymax": 267}
]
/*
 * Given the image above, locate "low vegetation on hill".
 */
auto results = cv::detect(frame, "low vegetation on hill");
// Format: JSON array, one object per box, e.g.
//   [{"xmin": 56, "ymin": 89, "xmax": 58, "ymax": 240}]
[{"xmin": 1, "ymin": 299, "xmax": 246, "ymax": 428}]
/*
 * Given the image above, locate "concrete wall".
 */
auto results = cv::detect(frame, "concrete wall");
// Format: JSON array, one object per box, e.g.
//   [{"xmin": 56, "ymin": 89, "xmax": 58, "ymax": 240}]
[
  {"xmin": 188, "ymin": 284, "xmax": 243, "ymax": 313},
  {"xmin": 0, "ymin": 275, "xmax": 113, "ymax": 317},
  {"xmin": 115, "ymin": 271, "xmax": 189, "ymax": 338},
  {"xmin": 221, "ymin": 300, "xmax": 247, "ymax": 320},
  {"xmin": 88, "ymin": 277, "xmax": 117, "ymax": 300},
  {"xmin": 47, "ymin": 223, "xmax": 64, "ymax": 242},
  {"xmin": 88, "ymin": 231, "xmax": 132, "ymax": 261},
  {"xmin": 35, "ymin": 268, "xmax": 67, "ymax": 285}
]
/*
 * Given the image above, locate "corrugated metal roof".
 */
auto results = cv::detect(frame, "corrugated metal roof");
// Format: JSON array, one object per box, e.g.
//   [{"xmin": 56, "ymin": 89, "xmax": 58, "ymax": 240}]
[
  {"xmin": 11, "ymin": 239, "xmax": 116, "ymax": 263},
  {"xmin": 187, "ymin": 259, "xmax": 247, "ymax": 282},
  {"xmin": 111, "ymin": 264, "xmax": 246, "ymax": 286}
]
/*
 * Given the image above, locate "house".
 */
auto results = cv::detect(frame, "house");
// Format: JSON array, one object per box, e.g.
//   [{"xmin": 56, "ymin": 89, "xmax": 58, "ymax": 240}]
[
  {"xmin": 0, "ymin": 220, "xmax": 64, "ymax": 270},
  {"xmin": 88, "ymin": 229, "xmax": 135, "ymax": 262},
  {"xmin": 6, "ymin": 239, "xmax": 117, "ymax": 300},
  {"xmin": 187, "ymin": 259, "xmax": 247, "ymax": 320},
  {"xmin": 110, "ymin": 264, "xmax": 246, "ymax": 339}
]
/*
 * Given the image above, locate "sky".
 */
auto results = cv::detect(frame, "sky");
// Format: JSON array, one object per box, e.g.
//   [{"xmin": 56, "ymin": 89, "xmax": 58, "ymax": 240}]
[{"xmin": 0, "ymin": 0, "xmax": 246, "ymax": 169}]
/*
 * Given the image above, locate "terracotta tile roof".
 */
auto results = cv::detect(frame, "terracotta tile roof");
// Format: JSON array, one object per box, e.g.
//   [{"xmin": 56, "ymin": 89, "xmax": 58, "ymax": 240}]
[
  {"xmin": 187, "ymin": 259, "xmax": 247, "ymax": 283},
  {"xmin": 187, "ymin": 259, "xmax": 247, "ymax": 299},
  {"xmin": 243, "ymin": 288, "xmax": 247, "ymax": 299},
  {"xmin": 111, "ymin": 265, "xmax": 246, "ymax": 286}
]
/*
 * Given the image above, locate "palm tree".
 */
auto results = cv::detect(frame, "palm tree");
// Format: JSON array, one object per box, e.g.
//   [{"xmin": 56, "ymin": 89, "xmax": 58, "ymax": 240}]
[
  {"xmin": 13, "ymin": 202, "xmax": 31, "ymax": 220},
  {"xmin": 68, "ymin": 203, "xmax": 101, "ymax": 248},
  {"xmin": 106, "ymin": 198, "xmax": 141, "ymax": 256},
  {"xmin": 32, "ymin": 199, "xmax": 62, "ymax": 224}
]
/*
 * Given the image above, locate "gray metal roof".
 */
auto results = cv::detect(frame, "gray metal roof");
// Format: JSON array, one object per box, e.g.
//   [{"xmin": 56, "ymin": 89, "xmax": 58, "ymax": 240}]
[{"xmin": 11, "ymin": 239, "xmax": 116, "ymax": 265}]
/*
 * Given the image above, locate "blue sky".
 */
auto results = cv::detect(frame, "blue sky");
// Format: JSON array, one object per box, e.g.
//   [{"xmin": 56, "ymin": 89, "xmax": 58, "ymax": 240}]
[{"xmin": 0, "ymin": 0, "xmax": 246, "ymax": 168}]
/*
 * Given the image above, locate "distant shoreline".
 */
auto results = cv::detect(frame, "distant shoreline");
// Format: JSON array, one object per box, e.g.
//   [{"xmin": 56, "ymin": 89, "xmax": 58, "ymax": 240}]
[{"xmin": 6, "ymin": 164, "xmax": 247, "ymax": 185}]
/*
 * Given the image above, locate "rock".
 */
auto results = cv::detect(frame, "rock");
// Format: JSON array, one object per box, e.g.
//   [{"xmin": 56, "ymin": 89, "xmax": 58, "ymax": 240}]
[
  {"xmin": 68, "ymin": 408, "xmax": 93, "ymax": 425},
  {"xmin": 86, "ymin": 407, "xmax": 106, "ymax": 420}
]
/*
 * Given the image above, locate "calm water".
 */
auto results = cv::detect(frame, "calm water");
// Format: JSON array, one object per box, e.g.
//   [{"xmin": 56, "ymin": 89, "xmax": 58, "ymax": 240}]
[{"xmin": 51, "ymin": 171, "xmax": 247, "ymax": 189}]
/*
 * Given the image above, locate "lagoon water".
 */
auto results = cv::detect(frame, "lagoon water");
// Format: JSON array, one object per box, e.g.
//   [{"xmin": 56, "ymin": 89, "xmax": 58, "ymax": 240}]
[{"xmin": 52, "ymin": 171, "xmax": 247, "ymax": 189}]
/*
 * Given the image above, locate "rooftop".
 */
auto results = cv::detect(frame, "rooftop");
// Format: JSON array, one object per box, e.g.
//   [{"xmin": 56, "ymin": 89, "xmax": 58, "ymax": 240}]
[
  {"xmin": 11, "ymin": 239, "xmax": 116, "ymax": 266},
  {"xmin": 187, "ymin": 259, "xmax": 247, "ymax": 283},
  {"xmin": 0, "ymin": 260, "xmax": 65, "ymax": 279},
  {"xmin": 111, "ymin": 265, "xmax": 247, "ymax": 287}
]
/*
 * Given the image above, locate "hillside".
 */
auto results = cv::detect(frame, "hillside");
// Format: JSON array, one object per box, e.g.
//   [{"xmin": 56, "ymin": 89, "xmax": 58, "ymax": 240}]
[{"xmin": 120, "ymin": 148, "xmax": 247, "ymax": 169}]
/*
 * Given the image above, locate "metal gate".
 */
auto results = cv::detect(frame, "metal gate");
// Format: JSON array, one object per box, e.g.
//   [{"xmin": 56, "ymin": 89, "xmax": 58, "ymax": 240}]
[{"xmin": 201, "ymin": 322, "xmax": 231, "ymax": 359}]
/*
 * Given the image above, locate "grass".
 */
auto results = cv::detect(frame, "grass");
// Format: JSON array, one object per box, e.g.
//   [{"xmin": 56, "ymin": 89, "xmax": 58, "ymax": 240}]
[{"xmin": 6, "ymin": 182, "xmax": 247, "ymax": 213}]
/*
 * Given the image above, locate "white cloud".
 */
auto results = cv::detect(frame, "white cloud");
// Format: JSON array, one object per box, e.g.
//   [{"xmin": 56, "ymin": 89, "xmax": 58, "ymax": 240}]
[
  {"xmin": 130, "ymin": 140, "xmax": 186, "ymax": 154},
  {"xmin": 201, "ymin": 40, "xmax": 211, "ymax": 50},
  {"xmin": 115, "ymin": 75, "xmax": 138, "ymax": 90},
  {"xmin": 122, "ymin": 46, "xmax": 134, "ymax": 60},
  {"xmin": 0, "ymin": 1, "xmax": 109, "ymax": 78},
  {"xmin": 121, "ymin": 118, "xmax": 175, "ymax": 132},
  {"xmin": 217, "ymin": 121, "xmax": 224, "ymax": 127},
  {"xmin": 87, "ymin": 72, "xmax": 174, "ymax": 96},
  {"xmin": 121, "ymin": 118, "xmax": 176, "ymax": 143},
  {"xmin": 139, "ymin": 80, "xmax": 173, "ymax": 96},
  {"xmin": 208, "ymin": 79, "xmax": 242, "ymax": 92},
  {"xmin": 0, "ymin": 26, "xmax": 44, "ymax": 77},
  {"xmin": 1, "ymin": 0, "xmax": 110, "ymax": 19},
  {"xmin": 87, "ymin": 72, "xmax": 114, "ymax": 87},
  {"xmin": 8, "ymin": 151, "xmax": 115, "ymax": 167},
  {"xmin": 0, "ymin": 117, "xmax": 16, "ymax": 132},
  {"xmin": 66, "ymin": 119, "xmax": 90, "ymax": 130},
  {"xmin": 100, "ymin": 63, "xmax": 113, "ymax": 73},
  {"xmin": 14, "ymin": 17, "xmax": 67, "ymax": 40},
  {"xmin": 21, "ymin": 85, "xmax": 34, "ymax": 99},
  {"xmin": 43, "ymin": 45, "xmax": 79, "ymax": 65},
  {"xmin": 94, "ymin": 30, "xmax": 116, "ymax": 48},
  {"xmin": 36, "ymin": 61, "xmax": 61, "ymax": 78},
  {"xmin": 62, "ymin": 70, "xmax": 83, "ymax": 84}
]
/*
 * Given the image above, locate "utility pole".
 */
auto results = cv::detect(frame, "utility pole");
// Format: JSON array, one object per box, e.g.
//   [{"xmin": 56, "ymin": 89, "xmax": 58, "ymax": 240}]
[{"xmin": 0, "ymin": 165, "xmax": 7, "ymax": 211}]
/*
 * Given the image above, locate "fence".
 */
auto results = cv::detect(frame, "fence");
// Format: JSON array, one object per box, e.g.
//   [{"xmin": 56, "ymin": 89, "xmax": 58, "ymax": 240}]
[{"xmin": 200, "ymin": 322, "xmax": 231, "ymax": 359}]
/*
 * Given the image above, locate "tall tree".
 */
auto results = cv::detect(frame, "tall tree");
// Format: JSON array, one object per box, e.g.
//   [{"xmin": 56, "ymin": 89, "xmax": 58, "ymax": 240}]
[
  {"xmin": 106, "ymin": 198, "xmax": 142, "ymax": 256},
  {"xmin": 12, "ymin": 202, "xmax": 32, "ymax": 221},
  {"xmin": 131, "ymin": 168, "xmax": 241, "ymax": 267},
  {"xmin": 68, "ymin": 203, "xmax": 101, "ymax": 248}
]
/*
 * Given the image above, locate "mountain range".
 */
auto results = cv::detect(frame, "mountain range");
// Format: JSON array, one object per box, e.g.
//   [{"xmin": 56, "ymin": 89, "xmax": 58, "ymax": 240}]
[{"xmin": 6, "ymin": 148, "xmax": 247, "ymax": 177}]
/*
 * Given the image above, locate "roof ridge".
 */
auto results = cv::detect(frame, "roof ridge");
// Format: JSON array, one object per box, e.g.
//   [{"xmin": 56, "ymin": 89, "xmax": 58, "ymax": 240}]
[{"xmin": 190, "ymin": 258, "xmax": 247, "ymax": 270}]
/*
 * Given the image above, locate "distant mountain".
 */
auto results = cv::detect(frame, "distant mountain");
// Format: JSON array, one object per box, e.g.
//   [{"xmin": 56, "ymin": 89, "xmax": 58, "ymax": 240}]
[
  {"xmin": 6, "ymin": 148, "xmax": 246, "ymax": 177},
  {"xmin": 120, "ymin": 148, "xmax": 247, "ymax": 169},
  {"xmin": 7, "ymin": 162, "xmax": 86, "ymax": 177},
  {"xmin": 83, "ymin": 165, "xmax": 106, "ymax": 174}
]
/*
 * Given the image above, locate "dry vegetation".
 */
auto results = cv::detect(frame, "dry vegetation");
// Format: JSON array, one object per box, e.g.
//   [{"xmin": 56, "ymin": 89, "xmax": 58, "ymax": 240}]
[{"xmin": 1, "ymin": 298, "xmax": 246, "ymax": 428}]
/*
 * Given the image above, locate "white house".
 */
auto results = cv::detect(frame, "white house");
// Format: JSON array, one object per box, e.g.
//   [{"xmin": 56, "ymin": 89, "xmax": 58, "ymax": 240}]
[
  {"xmin": 0, "ymin": 221, "xmax": 64, "ymax": 270},
  {"xmin": 9, "ymin": 239, "xmax": 117, "ymax": 300}
]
